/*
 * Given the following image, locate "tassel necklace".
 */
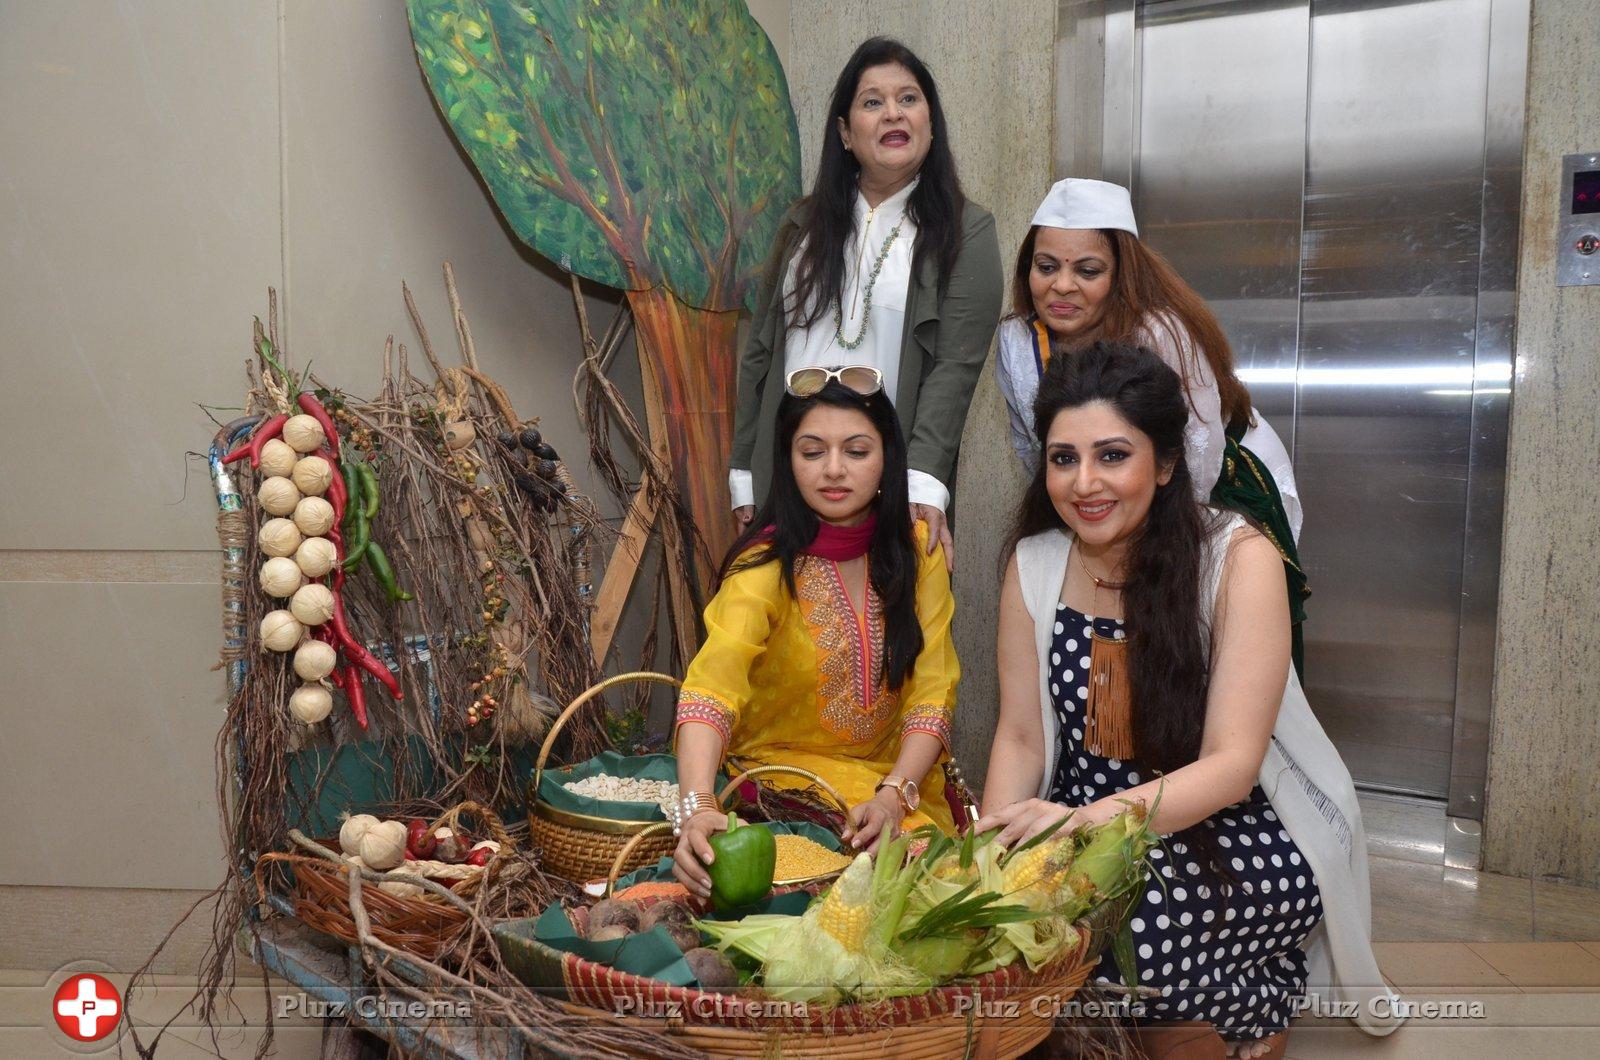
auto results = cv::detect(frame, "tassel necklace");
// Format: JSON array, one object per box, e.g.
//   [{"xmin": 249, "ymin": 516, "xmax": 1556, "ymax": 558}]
[{"xmin": 1077, "ymin": 545, "xmax": 1136, "ymax": 761}]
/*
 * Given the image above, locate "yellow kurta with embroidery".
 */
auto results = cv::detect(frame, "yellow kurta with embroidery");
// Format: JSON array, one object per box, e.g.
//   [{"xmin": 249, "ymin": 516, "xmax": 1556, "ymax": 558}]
[{"xmin": 674, "ymin": 523, "xmax": 960, "ymax": 833}]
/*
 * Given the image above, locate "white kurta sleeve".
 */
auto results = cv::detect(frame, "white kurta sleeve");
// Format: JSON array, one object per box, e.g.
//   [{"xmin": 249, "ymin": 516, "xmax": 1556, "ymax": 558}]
[
  {"xmin": 727, "ymin": 468, "xmax": 755, "ymax": 510},
  {"xmin": 906, "ymin": 469, "xmax": 950, "ymax": 511}
]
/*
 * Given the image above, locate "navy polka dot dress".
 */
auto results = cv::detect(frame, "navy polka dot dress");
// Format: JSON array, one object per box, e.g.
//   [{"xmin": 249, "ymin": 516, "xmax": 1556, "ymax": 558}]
[{"xmin": 1047, "ymin": 603, "xmax": 1322, "ymax": 1042}]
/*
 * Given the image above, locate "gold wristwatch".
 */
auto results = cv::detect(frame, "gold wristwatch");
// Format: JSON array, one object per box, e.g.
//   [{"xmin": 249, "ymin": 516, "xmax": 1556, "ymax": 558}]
[{"xmin": 876, "ymin": 774, "xmax": 920, "ymax": 814}]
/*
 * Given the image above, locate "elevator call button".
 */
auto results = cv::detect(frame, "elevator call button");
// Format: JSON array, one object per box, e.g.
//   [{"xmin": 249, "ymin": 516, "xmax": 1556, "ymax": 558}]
[{"xmin": 1558, "ymin": 153, "xmax": 1600, "ymax": 286}]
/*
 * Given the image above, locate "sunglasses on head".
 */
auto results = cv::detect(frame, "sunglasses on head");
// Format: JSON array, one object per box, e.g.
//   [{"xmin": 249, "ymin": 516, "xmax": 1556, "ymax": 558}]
[{"xmin": 784, "ymin": 365, "xmax": 885, "ymax": 398}]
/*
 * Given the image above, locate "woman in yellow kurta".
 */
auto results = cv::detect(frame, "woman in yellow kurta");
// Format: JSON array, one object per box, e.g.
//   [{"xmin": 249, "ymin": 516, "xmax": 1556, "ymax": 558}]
[{"xmin": 671, "ymin": 368, "xmax": 960, "ymax": 898}]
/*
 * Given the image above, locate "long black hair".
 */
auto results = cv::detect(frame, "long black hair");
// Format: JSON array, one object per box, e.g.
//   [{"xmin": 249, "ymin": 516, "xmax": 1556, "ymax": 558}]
[
  {"xmin": 787, "ymin": 37, "xmax": 966, "ymax": 331},
  {"xmin": 1009, "ymin": 341, "xmax": 1218, "ymax": 778},
  {"xmin": 721, "ymin": 381, "xmax": 925, "ymax": 689}
]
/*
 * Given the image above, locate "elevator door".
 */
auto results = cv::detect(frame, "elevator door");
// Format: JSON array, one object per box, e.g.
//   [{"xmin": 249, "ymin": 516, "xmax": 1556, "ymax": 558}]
[{"xmin": 1120, "ymin": 0, "xmax": 1522, "ymax": 812}]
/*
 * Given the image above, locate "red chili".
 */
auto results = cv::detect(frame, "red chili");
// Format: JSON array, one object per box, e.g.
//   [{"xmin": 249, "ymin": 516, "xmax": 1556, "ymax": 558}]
[
  {"xmin": 327, "ymin": 603, "xmax": 402, "ymax": 700},
  {"xmin": 341, "ymin": 662, "xmax": 369, "ymax": 729},
  {"xmin": 297, "ymin": 393, "xmax": 341, "ymax": 459},
  {"xmin": 221, "ymin": 413, "xmax": 289, "ymax": 468},
  {"xmin": 325, "ymin": 524, "xmax": 348, "ymax": 592},
  {"xmin": 322, "ymin": 446, "xmax": 348, "ymax": 525}
]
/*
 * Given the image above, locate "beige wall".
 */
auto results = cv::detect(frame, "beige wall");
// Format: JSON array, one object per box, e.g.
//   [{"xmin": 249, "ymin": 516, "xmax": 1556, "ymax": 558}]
[
  {"xmin": 787, "ymin": 1, "xmax": 1054, "ymax": 790},
  {"xmin": 1483, "ymin": 0, "xmax": 1600, "ymax": 887},
  {"xmin": 0, "ymin": 0, "xmax": 789, "ymax": 972}
]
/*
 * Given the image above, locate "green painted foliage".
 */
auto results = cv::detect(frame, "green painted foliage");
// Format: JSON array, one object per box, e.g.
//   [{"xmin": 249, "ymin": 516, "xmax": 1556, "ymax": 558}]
[{"xmin": 407, "ymin": 0, "xmax": 800, "ymax": 311}]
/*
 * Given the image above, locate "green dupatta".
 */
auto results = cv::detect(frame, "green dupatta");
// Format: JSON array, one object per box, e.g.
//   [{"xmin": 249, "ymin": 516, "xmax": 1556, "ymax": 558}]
[{"xmin": 1209, "ymin": 416, "xmax": 1309, "ymax": 680}]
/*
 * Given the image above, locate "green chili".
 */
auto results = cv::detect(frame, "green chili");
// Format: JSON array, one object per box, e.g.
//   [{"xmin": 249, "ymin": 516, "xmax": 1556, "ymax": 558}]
[
  {"xmin": 341, "ymin": 505, "xmax": 370, "ymax": 568},
  {"xmin": 364, "ymin": 541, "xmax": 412, "ymax": 603},
  {"xmin": 355, "ymin": 461, "xmax": 380, "ymax": 520}
]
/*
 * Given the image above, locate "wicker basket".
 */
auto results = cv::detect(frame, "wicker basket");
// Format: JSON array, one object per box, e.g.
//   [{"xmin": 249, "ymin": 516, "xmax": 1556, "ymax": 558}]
[
  {"xmin": 496, "ymin": 901, "xmax": 1102, "ymax": 1059},
  {"xmin": 527, "ymin": 672, "xmax": 685, "ymax": 883},
  {"xmin": 254, "ymin": 801, "xmax": 516, "ymax": 960},
  {"xmin": 600, "ymin": 763, "xmax": 853, "ymax": 897}
]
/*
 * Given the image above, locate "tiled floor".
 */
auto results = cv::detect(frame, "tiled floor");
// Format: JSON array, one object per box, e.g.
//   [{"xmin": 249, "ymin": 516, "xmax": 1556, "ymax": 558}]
[
  {"xmin": 7, "ymin": 795, "xmax": 1599, "ymax": 1056},
  {"xmin": 1285, "ymin": 793, "xmax": 1600, "ymax": 1057}
]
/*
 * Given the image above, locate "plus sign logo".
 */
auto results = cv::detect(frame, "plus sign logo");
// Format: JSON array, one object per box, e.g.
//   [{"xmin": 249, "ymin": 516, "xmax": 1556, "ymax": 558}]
[{"xmin": 52, "ymin": 973, "xmax": 122, "ymax": 1042}]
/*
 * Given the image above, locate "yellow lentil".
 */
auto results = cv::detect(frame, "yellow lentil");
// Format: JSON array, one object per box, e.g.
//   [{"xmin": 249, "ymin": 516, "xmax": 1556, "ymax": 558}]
[{"xmin": 773, "ymin": 834, "xmax": 853, "ymax": 880}]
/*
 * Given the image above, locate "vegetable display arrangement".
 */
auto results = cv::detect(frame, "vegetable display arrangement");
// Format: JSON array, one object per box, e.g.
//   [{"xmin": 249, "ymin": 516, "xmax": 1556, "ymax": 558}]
[
  {"xmin": 222, "ymin": 370, "xmax": 407, "ymax": 729},
  {"xmin": 335, "ymin": 813, "xmax": 500, "ymax": 899},
  {"xmin": 696, "ymin": 800, "xmax": 1158, "ymax": 1004}
]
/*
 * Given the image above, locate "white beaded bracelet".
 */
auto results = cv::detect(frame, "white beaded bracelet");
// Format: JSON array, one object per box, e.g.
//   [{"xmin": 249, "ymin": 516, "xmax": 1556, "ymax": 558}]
[{"xmin": 670, "ymin": 791, "xmax": 719, "ymax": 836}]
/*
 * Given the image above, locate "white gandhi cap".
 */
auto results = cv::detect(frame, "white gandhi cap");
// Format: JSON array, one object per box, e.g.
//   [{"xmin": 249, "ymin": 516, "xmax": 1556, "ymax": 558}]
[{"xmin": 1029, "ymin": 178, "xmax": 1139, "ymax": 236}]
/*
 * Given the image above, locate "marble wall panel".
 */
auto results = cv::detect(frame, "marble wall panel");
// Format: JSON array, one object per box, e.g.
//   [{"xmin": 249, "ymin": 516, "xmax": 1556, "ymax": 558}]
[{"xmin": 1484, "ymin": 0, "xmax": 1600, "ymax": 888}]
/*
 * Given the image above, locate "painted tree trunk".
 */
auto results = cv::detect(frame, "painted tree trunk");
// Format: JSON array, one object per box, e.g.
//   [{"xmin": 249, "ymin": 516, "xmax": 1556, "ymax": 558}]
[{"xmin": 625, "ymin": 285, "xmax": 741, "ymax": 592}]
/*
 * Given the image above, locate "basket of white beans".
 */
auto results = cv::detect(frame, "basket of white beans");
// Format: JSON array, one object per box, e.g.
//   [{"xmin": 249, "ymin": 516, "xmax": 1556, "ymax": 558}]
[{"xmin": 561, "ymin": 776, "xmax": 680, "ymax": 818}]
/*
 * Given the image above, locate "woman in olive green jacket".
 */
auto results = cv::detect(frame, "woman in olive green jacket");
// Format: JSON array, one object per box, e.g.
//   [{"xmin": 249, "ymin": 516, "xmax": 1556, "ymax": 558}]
[{"xmin": 728, "ymin": 37, "xmax": 1003, "ymax": 569}]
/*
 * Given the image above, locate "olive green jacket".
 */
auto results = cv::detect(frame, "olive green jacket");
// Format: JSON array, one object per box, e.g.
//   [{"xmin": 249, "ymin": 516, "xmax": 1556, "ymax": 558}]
[{"xmin": 729, "ymin": 199, "xmax": 1004, "ymax": 506}]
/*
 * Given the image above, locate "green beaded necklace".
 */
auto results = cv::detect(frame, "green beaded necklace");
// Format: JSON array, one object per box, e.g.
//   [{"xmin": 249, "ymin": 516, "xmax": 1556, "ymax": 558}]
[{"xmin": 833, "ymin": 218, "xmax": 905, "ymax": 351}]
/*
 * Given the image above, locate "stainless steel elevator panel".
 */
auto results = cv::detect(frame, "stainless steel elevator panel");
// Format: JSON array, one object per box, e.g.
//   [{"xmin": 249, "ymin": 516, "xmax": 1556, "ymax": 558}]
[
  {"xmin": 1136, "ymin": 0, "xmax": 1309, "ymax": 439},
  {"xmin": 1295, "ymin": 0, "xmax": 1492, "ymax": 798},
  {"xmin": 1104, "ymin": 0, "xmax": 1525, "ymax": 807}
]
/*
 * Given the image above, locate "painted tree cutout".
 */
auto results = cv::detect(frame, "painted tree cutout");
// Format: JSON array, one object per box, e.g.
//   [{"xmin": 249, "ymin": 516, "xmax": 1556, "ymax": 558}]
[{"xmin": 407, "ymin": 0, "xmax": 800, "ymax": 583}]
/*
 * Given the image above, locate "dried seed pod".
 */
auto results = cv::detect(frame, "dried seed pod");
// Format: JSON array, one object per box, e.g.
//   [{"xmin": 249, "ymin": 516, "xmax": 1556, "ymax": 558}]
[{"xmin": 443, "ymin": 420, "xmax": 476, "ymax": 450}]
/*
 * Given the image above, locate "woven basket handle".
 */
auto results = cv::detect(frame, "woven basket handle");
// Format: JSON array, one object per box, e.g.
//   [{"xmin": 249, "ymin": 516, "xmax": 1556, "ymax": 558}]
[
  {"xmin": 428, "ymin": 800, "xmax": 514, "ymax": 852},
  {"xmin": 717, "ymin": 764, "xmax": 851, "ymax": 820},
  {"xmin": 600, "ymin": 767, "xmax": 851, "ymax": 898},
  {"xmin": 532, "ymin": 671, "xmax": 682, "ymax": 793},
  {"xmin": 604, "ymin": 821, "xmax": 674, "ymax": 897}
]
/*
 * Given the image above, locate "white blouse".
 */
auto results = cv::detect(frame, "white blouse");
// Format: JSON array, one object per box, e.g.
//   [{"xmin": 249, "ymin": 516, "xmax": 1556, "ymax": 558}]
[
  {"xmin": 994, "ymin": 314, "xmax": 1302, "ymax": 541},
  {"xmin": 729, "ymin": 178, "xmax": 950, "ymax": 512}
]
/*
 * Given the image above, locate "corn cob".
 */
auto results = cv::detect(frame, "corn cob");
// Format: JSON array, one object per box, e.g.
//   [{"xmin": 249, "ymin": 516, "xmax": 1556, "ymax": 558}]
[
  {"xmin": 1002, "ymin": 836, "xmax": 1073, "ymax": 894},
  {"xmin": 815, "ymin": 851, "xmax": 874, "ymax": 950}
]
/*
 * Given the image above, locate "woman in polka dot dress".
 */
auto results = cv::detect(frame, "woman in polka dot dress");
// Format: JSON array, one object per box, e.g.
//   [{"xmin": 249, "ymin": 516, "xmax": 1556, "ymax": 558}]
[{"xmin": 978, "ymin": 343, "xmax": 1389, "ymax": 1059}]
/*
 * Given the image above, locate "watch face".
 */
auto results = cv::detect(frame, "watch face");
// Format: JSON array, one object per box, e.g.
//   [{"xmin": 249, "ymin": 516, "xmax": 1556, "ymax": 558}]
[{"xmin": 903, "ymin": 779, "xmax": 920, "ymax": 811}]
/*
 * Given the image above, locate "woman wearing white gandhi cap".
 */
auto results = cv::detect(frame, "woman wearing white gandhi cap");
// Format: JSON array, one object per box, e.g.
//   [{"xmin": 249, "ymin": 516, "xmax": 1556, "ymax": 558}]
[{"xmin": 996, "ymin": 178, "xmax": 1311, "ymax": 678}]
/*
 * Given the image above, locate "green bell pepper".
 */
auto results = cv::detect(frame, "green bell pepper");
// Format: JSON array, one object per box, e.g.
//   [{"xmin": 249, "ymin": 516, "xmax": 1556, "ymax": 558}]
[{"xmin": 706, "ymin": 813, "xmax": 776, "ymax": 912}]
